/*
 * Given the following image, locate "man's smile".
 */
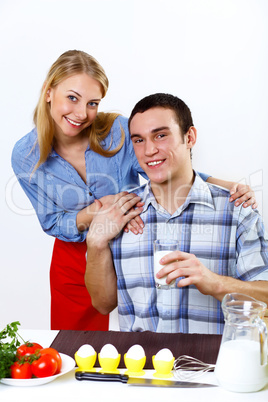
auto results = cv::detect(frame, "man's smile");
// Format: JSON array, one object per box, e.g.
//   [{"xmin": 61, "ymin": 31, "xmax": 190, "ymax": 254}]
[{"xmin": 147, "ymin": 159, "xmax": 165, "ymax": 167}]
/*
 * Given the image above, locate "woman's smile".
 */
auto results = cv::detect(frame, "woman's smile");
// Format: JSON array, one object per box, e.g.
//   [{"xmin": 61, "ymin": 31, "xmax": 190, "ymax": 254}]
[{"xmin": 64, "ymin": 116, "xmax": 84, "ymax": 127}]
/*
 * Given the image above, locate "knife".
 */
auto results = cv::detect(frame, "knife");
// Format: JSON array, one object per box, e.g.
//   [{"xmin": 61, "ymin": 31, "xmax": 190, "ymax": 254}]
[{"xmin": 75, "ymin": 371, "xmax": 217, "ymax": 388}]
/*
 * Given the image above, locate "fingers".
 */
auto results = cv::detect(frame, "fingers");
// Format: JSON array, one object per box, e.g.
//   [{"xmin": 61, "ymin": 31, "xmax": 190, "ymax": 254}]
[
  {"xmin": 99, "ymin": 193, "xmax": 142, "ymax": 215},
  {"xmin": 229, "ymin": 184, "xmax": 257, "ymax": 209},
  {"xmin": 242, "ymin": 197, "xmax": 258, "ymax": 209},
  {"xmin": 94, "ymin": 199, "xmax": 102, "ymax": 209},
  {"xmin": 233, "ymin": 192, "xmax": 253, "ymax": 206},
  {"xmin": 114, "ymin": 191, "xmax": 130, "ymax": 202},
  {"xmin": 117, "ymin": 195, "xmax": 142, "ymax": 215},
  {"xmin": 89, "ymin": 193, "xmax": 143, "ymax": 244},
  {"xmin": 98, "ymin": 191, "xmax": 130, "ymax": 206},
  {"xmin": 229, "ymin": 185, "xmax": 250, "ymax": 201},
  {"xmin": 229, "ymin": 183, "xmax": 238, "ymax": 196},
  {"xmin": 251, "ymin": 201, "xmax": 258, "ymax": 210},
  {"xmin": 108, "ymin": 191, "xmax": 132, "ymax": 205},
  {"xmin": 159, "ymin": 250, "xmax": 192, "ymax": 265},
  {"xmin": 121, "ymin": 206, "xmax": 143, "ymax": 225},
  {"xmin": 98, "ymin": 192, "xmax": 143, "ymax": 213},
  {"xmin": 157, "ymin": 263, "xmax": 193, "ymax": 286},
  {"xmin": 156, "ymin": 252, "xmax": 216, "ymax": 293},
  {"xmin": 156, "ymin": 252, "xmax": 199, "ymax": 285},
  {"xmin": 125, "ymin": 215, "xmax": 144, "ymax": 235},
  {"xmin": 135, "ymin": 201, "xmax": 145, "ymax": 208}
]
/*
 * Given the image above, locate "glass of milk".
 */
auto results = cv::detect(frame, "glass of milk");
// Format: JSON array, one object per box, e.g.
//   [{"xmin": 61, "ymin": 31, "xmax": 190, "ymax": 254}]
[{"xmin": 153, "ymin": 239, "xmax": 179, "ymax": 288}]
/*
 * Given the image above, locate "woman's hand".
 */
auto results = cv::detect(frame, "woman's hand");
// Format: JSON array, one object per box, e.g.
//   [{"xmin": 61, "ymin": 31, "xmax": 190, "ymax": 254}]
[
  {"xmin": 124, "ymin": 214, "xmax": 145, "ymax": 235},
  {"xmin": 206, "ymin": 177, "xmax": 257, "ymax": 209},
  {"xmin": 97, "ymin": 193, "xmax": 145, "ymax": 236},
  {"xmin": 229, "ymin": 183, "xmax": 258, "ymax": 209},
  {"xmin": 87, "ymin": 192, "xmax": 143, "ymax": 246}
]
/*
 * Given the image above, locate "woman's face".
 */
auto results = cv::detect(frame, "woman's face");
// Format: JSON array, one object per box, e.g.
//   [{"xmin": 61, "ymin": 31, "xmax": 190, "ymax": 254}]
[{"xmin": 46, "ymin": 73, "xmax": 103, "ymax": 141}]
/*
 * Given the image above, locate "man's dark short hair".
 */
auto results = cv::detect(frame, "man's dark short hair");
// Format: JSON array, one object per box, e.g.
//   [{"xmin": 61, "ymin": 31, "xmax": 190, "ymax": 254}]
[{"xmin": 128, "ymin": 93, "xmax": 194, "ymax": 137}]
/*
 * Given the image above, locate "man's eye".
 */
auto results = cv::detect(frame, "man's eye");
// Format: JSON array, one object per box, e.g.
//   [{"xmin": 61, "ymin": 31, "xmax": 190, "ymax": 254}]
[{"xmin": 133, "ymin": 138, "xmax": 143, "ymax": 143}]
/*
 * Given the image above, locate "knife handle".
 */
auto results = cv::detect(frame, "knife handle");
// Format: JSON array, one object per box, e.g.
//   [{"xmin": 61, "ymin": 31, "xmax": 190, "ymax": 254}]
[{"xmin": 75, "ymin": 371, "xmax": 128, "ymax": 383}]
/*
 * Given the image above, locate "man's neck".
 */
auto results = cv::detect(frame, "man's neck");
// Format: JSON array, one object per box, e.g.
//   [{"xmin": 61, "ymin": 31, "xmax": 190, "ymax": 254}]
[{"xmin": 151, "ymin": 170, "xmax": 195, "ymax": 215}]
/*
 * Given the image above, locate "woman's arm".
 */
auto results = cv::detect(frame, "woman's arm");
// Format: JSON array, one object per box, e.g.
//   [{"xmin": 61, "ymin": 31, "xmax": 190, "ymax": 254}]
[{"xmin": 206, "ymin": 177, "xmax": 257, "ymax": 209}]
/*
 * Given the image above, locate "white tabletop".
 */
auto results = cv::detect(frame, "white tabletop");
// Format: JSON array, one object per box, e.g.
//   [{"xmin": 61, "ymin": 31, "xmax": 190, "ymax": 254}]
[{"xmin": 1, "ymin": 329, "xmax": 268, "ymax": 402}]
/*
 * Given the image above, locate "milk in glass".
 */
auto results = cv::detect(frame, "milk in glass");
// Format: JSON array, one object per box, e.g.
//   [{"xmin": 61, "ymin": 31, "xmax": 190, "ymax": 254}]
[{"xmin": 153, "ymin": 240, "xmax": 179, "ymax": 288}]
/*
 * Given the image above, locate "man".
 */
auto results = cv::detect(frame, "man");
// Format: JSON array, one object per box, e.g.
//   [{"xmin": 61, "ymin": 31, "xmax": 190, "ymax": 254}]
[{"xmin": 85, "ymin": 93, "xmax": 268, "ymax": 334}]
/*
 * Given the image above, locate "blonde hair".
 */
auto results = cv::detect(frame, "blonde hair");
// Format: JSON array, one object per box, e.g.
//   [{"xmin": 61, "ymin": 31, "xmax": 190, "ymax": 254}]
[{"xmin": 33, "ymin": 50, "xmax": 124, "ymax": 171}]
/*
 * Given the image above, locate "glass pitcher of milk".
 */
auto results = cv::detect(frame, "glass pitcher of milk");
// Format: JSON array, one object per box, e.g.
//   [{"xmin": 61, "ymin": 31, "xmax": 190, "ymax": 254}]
[{"xmin": 215, "ymin": 293, "xmax": 268, "ymax": 392}]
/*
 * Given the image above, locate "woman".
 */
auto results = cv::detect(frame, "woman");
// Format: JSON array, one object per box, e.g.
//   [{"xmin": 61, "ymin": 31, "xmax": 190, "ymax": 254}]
[{"xmin": 12, "ymin": 50, "xmax": 256, "ymax": 331}]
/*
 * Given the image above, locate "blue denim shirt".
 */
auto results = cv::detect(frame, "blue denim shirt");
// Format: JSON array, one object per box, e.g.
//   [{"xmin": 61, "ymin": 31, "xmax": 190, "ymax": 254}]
[{"xmin": 12, "ymin": 115, "xmax": 209, "ymax": 242}]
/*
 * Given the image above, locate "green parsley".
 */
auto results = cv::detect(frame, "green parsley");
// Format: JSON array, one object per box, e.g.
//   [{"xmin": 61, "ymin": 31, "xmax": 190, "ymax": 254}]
[{"xmin": 0, "ymin": 321, "xmax": 22, "ymax": 379}]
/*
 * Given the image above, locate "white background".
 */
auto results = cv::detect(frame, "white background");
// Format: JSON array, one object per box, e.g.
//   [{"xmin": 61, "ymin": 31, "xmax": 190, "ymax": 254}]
[{"xmin": 1, "ymin": 0, "xmax": 267, "ymax": 330}]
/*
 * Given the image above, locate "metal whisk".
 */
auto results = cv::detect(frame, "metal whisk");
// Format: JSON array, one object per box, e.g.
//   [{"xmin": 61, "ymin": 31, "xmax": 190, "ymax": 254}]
[{"xmin": 173, "ymin": 355, "xmax": 215, "ymax": 381}]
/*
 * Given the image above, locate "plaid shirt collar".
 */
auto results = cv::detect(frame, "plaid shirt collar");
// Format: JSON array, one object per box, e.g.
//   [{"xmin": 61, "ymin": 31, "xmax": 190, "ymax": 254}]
[{"xmin": 141, "ymin": 171, "xmax": 216, "ymax": 217}]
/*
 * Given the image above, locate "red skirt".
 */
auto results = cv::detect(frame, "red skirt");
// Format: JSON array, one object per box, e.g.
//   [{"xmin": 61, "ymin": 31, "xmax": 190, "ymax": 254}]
[{"xmin": 50, "ymin": 238, "xmax": 109, "ymax": 331}]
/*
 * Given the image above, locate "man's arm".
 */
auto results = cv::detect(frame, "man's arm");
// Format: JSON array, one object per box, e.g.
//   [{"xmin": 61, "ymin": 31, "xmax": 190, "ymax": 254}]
[
  {"xmin": 209, "ymin": 274, "xmax": 268, "ymax": 303},
  {"xmin": 157, "ymin": 206, "xmax": 268, "ymax": 305},
  {"xmin": 85, "ymin": 235, "xmax": 117, "ymax": 315},
  {"xmin": 156, "ymin": 251, "xmax": 268, "ymax": 304},
  {"xmin": 84, "ymin": 193, "xmax": 143, "ymax": 315}
]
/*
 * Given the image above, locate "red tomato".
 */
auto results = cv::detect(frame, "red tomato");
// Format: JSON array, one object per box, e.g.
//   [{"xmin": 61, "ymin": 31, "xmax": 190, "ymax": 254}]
[
  {"xmin": 17, "ymin": 342, "xmax": 43, "ymax": 358},
  {"xmin": 10, "ymin": 361, "xmax": 32, "ymax": 379},
  {"xmin": 31, "ymin": 354, "xmax": 58, "ymax": 378},
  {"xmin": 39, "ymin": 348, "xmax": 62, "ymax": 374}
]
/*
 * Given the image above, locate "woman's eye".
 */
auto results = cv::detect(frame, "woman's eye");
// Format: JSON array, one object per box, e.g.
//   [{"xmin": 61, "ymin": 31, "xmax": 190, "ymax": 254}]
[
  {"xmin": 68, "ymin": 95, "xmax": 77, "ymax": 102},
  {"xmin": 88, "ymin": 101, "xmax": 99, "ymax": 107}
]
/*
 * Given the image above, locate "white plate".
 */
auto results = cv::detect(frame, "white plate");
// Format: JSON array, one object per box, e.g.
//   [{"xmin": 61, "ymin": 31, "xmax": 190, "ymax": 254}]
[{"xmin": 0, "ymin": 353, "xmax": 75, "ymax": 387}]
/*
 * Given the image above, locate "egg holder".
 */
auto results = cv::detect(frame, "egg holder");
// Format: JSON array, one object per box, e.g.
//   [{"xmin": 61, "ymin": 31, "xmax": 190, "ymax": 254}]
[{"xmin": 75, "ymin": 346, "xmax": 175, "ymax": 378}]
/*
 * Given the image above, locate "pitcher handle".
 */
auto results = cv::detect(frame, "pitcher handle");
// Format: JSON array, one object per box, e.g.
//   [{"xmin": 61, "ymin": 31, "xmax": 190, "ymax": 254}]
[{"xmin": 257, "ymin": 317, "xmax": 267, "ymax": 365}]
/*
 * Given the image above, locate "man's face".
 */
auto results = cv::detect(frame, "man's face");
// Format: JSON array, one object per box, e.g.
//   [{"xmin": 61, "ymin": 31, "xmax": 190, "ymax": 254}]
[{"xmin": 130, "ymin": 107, "xmax": 193, "ymax": 187}]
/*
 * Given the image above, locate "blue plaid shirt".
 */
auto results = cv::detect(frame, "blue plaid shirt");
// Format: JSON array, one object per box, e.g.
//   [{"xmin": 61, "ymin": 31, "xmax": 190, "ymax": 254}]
[{"xmin": 110, "ymin": 173, "xmax": 268, "ymax": 334}]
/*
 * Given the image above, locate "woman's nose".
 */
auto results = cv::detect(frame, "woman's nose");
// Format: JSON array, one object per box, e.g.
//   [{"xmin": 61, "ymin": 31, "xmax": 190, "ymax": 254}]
[{"xmin": 75, "ymin": 103, "xmax": 87, "ymax": 120}]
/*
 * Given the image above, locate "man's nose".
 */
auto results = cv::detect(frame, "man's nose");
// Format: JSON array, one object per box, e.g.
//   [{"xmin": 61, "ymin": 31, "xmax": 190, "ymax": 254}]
[{"xmin": 145, "ymin": 139, "xmax": 158, "ymax": 156}]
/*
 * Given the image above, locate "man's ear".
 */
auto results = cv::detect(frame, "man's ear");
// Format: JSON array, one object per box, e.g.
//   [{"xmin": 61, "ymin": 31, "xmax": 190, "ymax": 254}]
[{"xmin": 186, "ymin": 126, "xmax": 197, "ymax": 149}]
